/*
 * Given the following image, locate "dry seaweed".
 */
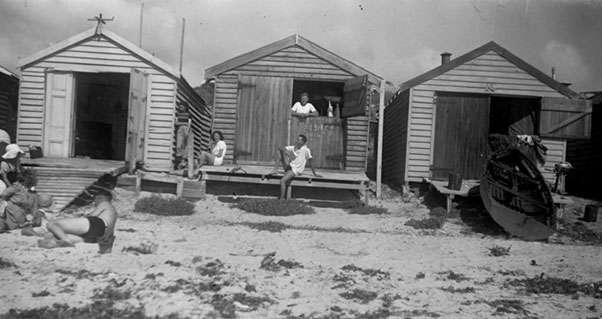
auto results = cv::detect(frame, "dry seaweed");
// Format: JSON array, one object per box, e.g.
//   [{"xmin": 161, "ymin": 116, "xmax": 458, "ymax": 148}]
[
  {"xmin": 341, "ymin": 264, "xmax": 390, "ymax": 281},
  {"xmin": 438, "ymin": 270, "xmax": 470, "ymax": 282},
  {"xmin": 339, "ymin": 289, "xmax": 378, "ymax": 304},
  {"xmin": 440, "ymin": 286, "xmax": 476, "ymax": 293},
  {"xmin": 488, "ymin": 245, "xmax": 511, "ymax": 257},
  {"xmin": 0, "ymin": 257, "xmax": 16, "ymax": 269},
  {"xmin": 508, "ymin": 275, "xmax": 602, "ymax": 297},
  {"xmin": 1, "ymin": 301, "xmax": 184, "ymax": 319}
]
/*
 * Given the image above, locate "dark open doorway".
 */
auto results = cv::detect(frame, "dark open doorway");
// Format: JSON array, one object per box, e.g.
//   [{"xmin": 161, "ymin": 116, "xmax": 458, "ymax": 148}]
[
  {"xmin": 489, "ymin": 96, "xmax": 540, "ymax": 135},
  {"xmin": 73, "ymin": 73, "xmax": 129, "ymax": 160}
]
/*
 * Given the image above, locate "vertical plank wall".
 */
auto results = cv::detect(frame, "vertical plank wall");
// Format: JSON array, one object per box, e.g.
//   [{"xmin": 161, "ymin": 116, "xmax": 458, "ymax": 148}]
[{"xmin": 382, "ymin": 89, "xmax": 410, "ymax": 184}]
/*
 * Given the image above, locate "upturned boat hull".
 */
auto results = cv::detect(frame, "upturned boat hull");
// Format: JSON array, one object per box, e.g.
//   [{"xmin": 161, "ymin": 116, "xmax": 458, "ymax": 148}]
[{"xmin": 480, "ymin": 148, "xmax": 556, "ymax": 240}]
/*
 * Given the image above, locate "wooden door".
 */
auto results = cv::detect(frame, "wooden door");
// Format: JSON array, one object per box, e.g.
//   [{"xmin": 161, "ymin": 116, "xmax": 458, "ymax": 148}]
[
  {"xmin": 126, "ymin": 69, "xmax": 149, "ymax": 173},
  {"xmin": 432, "ymin": 92, "xmax": 490, "ymax": 180},
  {"xmin": 235, "ymin": 76, "xmax": 292, "ymax": 165},
  {"xmin": 43, "ymin": 71, "xmax": 74, "ymax": 157}
]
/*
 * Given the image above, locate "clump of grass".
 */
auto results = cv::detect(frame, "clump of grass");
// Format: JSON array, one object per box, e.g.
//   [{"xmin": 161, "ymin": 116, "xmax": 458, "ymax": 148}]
[
  {"xmin": 347, "ymin": 206, "xmax": 389, "ymax": 215},
  {"xmin": 405, "ymin": 217, "xmax": 445, "ymax": 230},
  {"xmin": 339, "ymin": 288, "xmax": 378, "ymax": 304},
  {"xmin": 341, "ymin": 199, "xmax": 364, "ymax": 209},
  {"xmin": 488, "ymin": 245, "xmax": 511, "ymax": 257},
  {"xmin": 134, "ymin": 195, "xmax": 194, "ymax": 216},
  {"xmin": 241, "ymin": 221, "xmax": 288, "ymax": 232},
  {"xmin": 236, "ymin": 198, "xmax": 314, "ymax": 216}
]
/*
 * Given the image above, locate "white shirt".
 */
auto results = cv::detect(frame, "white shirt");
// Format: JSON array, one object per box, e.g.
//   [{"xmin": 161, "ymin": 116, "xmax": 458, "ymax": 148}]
[
  {"xmin": 212, "ymin": 140, "xmax": 227, "ymax": 166},
  {"xmin": 285, "ymin": 145, "xmax": 312, "ymax": 176},
  {"xmin": 291, "ymin": 102, "xmax": 317, "ymax": 114}
]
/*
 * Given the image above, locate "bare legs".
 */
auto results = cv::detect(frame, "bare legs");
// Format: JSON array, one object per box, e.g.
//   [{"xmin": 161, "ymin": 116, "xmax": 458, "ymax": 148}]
[
  {"xmin": 270, "ymin": 148, "xmax": 294, "ymax": 174},
  {"xmin": 279, "ymin": 170, "xmax": 295, "ymax": 200},
  {"xmin": 270, "ymin": 147, "xmax": 296, "ymax": 200},
  {"xmin": 193, "ymin": 152, "xmax": 215, "ymax": 178},
  {"xmin": 43, "ymin": 218, "xmax": 90, "ymax": 247}
]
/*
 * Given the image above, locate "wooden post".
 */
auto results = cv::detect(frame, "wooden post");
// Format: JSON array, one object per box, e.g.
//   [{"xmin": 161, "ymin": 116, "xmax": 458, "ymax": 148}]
[
  {"xmin": 176, "ymin": 177, "xmax": 184, "ymax": 198},
  {"xmin": 128, "ymin": 131, "xmax": 138, "ymax": 174},
  {"xmin": 135, "ymin": 171, "xmax": 142, "ymax": 195},
  {"xmin": 186, "ymin": 119, "xmax": 194, "ymax": 179},
  {"xmin": 376, "ymin": 79, "xmax": 385, "ymax": 199}
]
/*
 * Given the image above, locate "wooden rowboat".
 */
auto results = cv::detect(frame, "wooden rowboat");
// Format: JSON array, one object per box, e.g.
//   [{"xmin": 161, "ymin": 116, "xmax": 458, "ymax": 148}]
[{"xmin": 480, "ymin": 148, "xmax": 556, "ymax": 240}]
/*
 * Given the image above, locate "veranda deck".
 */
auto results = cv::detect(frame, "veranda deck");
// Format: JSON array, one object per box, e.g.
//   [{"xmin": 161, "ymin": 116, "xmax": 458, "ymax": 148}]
[{"xmin": 198, "ymin": 165, "xmax": 371, "ymax": 205}]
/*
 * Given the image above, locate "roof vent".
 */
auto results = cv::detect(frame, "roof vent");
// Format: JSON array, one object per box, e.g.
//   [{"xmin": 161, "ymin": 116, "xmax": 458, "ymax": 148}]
[{"xmin": 441, "ymin": 52, "xmax": 452, "ymax": 65}]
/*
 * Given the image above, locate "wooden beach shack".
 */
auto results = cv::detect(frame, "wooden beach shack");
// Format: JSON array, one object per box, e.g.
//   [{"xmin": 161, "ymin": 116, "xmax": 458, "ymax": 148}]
[
  {"xmin": 0, "ymin": 65, "xmax": 19, "ymax": 140},
  {"xmin": 203, "ymin": 34, "xmax": 383, "ymax": 202},
  {"xmin": 382, "ymin": 41, "xmax": 591, "ymax": 197},
  {"xmin": 16, "ymin": 27, "xmax": 211, "ymax": 209}
]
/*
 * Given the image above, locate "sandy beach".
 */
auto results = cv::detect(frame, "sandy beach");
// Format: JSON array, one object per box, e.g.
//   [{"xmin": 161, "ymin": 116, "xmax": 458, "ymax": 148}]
[{"xmin": 1, "ymin": 185, "xmax": 601, "ymax": 319}]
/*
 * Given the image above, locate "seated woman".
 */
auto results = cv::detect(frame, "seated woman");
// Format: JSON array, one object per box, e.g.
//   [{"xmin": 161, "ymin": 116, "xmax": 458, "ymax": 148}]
[
  {"xmin": 0, "ymin": 144, "xmax": 24, "ymax": 193},
  {"xmin": 193, "ymin": 131, "xmax": 227, "ymax": 177},
  {"xmin": 0, "ymin": 169, "xmax": 40, "ymax": 232}
]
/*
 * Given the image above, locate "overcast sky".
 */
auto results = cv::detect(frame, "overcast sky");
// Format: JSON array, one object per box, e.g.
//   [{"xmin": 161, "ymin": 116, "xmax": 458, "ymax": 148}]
[{"xmin": 1, "ymin": 0, "xmax": 601, "ymax": 92}]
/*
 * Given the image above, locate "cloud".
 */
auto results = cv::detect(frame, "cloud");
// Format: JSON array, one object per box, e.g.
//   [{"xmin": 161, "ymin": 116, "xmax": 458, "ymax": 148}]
[{"xmin": 540, "ymin": 40, "xmax": 594, "ymax": 90}]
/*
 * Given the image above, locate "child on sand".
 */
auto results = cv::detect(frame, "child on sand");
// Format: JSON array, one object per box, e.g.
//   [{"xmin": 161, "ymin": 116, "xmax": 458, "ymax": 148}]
[{"xmin": 38, "ymin": 191, "xmax": 116, "ymax": 249}]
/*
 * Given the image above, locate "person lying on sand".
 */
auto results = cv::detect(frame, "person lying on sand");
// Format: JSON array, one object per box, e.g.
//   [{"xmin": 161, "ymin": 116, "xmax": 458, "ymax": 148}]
[{"xmin": 38, "ymin": 191, "xmax": 116, "ymax": 249}]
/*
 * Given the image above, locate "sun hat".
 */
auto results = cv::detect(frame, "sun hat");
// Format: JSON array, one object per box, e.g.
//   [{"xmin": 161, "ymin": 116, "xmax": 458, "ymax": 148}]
[{"xmin": 2, "ymin": 144, "xmax": 24, "ymax": 159}]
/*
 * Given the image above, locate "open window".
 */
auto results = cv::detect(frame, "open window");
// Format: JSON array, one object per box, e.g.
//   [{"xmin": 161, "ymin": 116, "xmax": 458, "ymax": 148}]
[{"xmin": 291, "ymin": 80, "xmax": 344, "ymax": 117}]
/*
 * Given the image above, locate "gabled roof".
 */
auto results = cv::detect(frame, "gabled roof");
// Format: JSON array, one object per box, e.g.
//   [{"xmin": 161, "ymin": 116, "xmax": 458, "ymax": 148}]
[
  {"xmin": 18, "ymin": 27, "xmax": 181, "ymax": 79},
  {"xmin": 0, "ymin": 65, "xmax": 18, "ymax": 79},
  {"xmin": 205, "ymin": 34, "xmax": 382, "ymax": 85},
  {"xmin": 396, "ymin": 41, "xmax": 579, "ymax": 99}
]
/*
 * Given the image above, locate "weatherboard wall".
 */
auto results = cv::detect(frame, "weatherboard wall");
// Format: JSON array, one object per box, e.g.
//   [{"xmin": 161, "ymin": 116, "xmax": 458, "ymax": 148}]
[
  {"xmin": 211, "ymin": 45, "xmax": 370, "ymax": 170},
  {"xmin": 386, "ymin": 51, "xmax": 567, "ymax": 184},
  {"xmin": 17, "ymin": 35, "xmax": 209, "ymax": 172}
]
